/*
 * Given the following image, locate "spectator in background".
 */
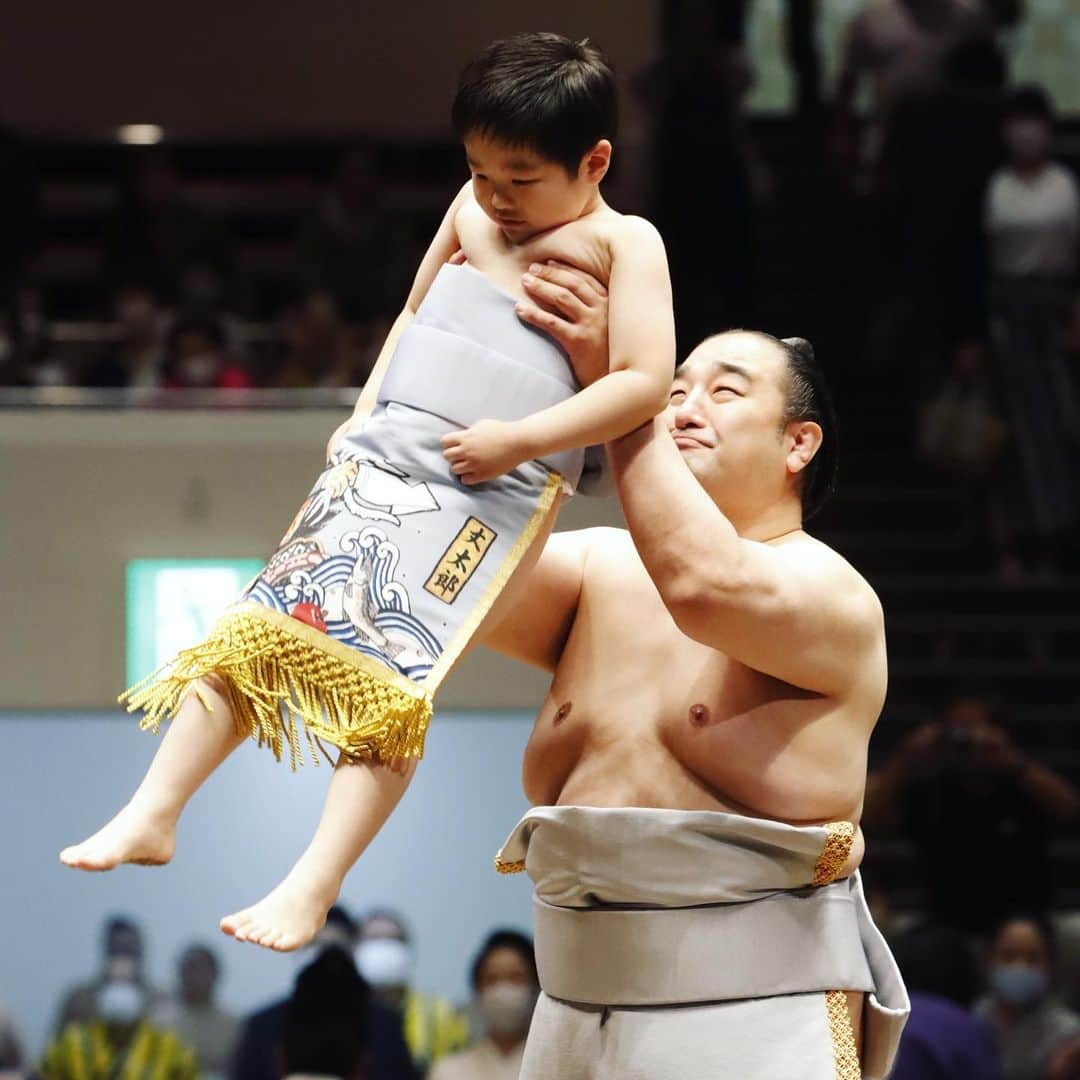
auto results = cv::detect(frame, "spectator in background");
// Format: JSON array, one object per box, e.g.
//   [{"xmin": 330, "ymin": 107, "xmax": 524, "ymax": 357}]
[
  {"xmin": 874, "ymin": 35, "xmax": 1006, "ymax": 397},
  {"xmin": 0, "ymin": 1004, "xmax": 24, "ymax": 1079},
  {"xmin": 1, "ymin": 284, "xmax": 70, "ymax": 387},
  {"xmin": 229, "ymin": 906, "xmax": 417, "ymax": 1080},
  {"xmin": 294, "ymin": 144, "xmax": 406, "ymax": 328},
  {"xmin": 163, "ymin": 319, "xmax": 252, "ymax": 390},
  {"xmin": 270, "ymin": 289, "xmax": 374, "ymax": 389},
  {"xmin": 81, "ymin": 280, "xmax": 167, "ymax": 389},
  {"xmin": 106, "ymin": 148, "xmax": 233, "ymax": 304},
  {"xmin": 0, "ymin": 119, "xmax": 40, "ymax": 310},
  {"xmin": 430, "ymin": 930, "xmax": 539, "ymax": 1080},
  {"xmin": 863, "ymin": 696, "xmax": 1080, "ymax": 936},
  {"xmin": 281, "ymin": 949, "xmax": 369, "ymax": 1080},
  {"xmin": 151, "ymin": 945, "xmax": 238, "ymax": 1079},
  {"xmin": 641, "ymin": 0, "xmax": 757, "ymax": 350},
  {"xmin": 1047, "ymin": 1035, "xmax": 1080, "ymax": 1080},
  {"xmin": 975, "ymin": 915, "xmax": 1080, "ymax": 1080},
  {"xmin": 42, "ymin": 967, "xmax": 195, "ymax": 1080},
  {"xmin": 889, "ymin": 921, "xmax": 1001, "ymax": 1079},
  {"xmin": 355, "ymin": 910, "xmax": 468, "ymax": 1075},
  {"xmin": 54, "ymin": 916, "xmax": 165, "ymax": 1034},
  {"xmin": 982, "ymin": 85, "xmax": 1079, "ymax": 581},
  {"xmin": 832, "ymin": 0, "xmax": 990, "ymax": 168}
]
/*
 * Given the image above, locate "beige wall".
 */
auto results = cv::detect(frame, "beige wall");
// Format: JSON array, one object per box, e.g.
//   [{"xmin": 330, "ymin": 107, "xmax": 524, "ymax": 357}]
[
  {"xmin": 0, "ymin": 408, "xmax": 623, "ymax": 709},
  {"xmin": 0, "ymin": 2, "xmax": 656, "ymax": 139}
]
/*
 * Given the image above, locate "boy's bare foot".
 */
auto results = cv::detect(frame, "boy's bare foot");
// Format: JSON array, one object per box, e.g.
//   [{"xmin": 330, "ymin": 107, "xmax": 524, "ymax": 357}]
[
  {"xmin": 220, "ymin": 874, "xmax": 334, "ymax": 952},
  {"xmin": 59, "ymin": 804, "xmax": 176, "ymax": 871}
]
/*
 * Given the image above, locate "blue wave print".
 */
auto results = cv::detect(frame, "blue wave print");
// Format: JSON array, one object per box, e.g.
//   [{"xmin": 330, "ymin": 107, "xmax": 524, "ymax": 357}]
[{"xmin": 247, "ymin": 578, "xmax": 289, "ymax": 613}]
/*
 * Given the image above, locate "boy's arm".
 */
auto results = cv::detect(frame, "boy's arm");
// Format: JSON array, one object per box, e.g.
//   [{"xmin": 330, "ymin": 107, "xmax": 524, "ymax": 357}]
[
  {"xmin": 350, "ymin": 183, "xmax": 471, "ymax": 423},
  {"xmin": 442, "ymin": 218, "xmax": 675, "ymax": 484}
]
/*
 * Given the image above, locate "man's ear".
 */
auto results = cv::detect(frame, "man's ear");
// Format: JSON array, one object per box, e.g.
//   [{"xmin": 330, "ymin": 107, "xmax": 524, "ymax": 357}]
[{"xmin": 786, "ymin": 420, "xmax": 822, "ymax": 477}]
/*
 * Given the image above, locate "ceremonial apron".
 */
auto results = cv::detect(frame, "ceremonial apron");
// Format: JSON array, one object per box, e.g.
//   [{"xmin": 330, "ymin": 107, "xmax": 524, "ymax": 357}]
[{"xmin": 121, "ymin": 264, "xmax": 600, "ymax": 766}]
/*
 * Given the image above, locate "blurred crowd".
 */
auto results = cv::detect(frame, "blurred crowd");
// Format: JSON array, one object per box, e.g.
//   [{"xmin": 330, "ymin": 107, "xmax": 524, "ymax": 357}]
[
  {"xmin": 862, "ymin": 690, "xmax": 1080, "ymax": 1079},
  {"xmin": 2, "ymin": 1, "xmax": 1077, "ymax": 581},
  {"xmin": 0, "ymin": 907, "xmax": 538, "ymax": 1080},
  {"xmin": 1, "ymin": 3, "xmax": 1079, "ymax": 1077}
]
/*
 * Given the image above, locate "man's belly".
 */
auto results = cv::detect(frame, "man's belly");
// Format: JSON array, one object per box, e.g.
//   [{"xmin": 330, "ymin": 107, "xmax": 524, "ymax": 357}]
[{"xmin": 522, "ymin": 712, "xmax": 867, "ymax": 878}]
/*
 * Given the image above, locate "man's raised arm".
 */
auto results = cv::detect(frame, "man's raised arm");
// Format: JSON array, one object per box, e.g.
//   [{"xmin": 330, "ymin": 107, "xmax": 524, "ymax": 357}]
[{"xmin": 608, "ymin": 420, "xmax": 884, "ymax": 697}]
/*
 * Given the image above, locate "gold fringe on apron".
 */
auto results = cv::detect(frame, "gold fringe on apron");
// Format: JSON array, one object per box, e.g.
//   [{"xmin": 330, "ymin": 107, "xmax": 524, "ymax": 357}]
[{"xmin": 119, "ymin": 602, "xmax": 433, "ymax": 768}]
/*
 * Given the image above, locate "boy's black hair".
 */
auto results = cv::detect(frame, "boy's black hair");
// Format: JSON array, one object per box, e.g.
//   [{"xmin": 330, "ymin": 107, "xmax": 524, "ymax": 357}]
[{"xmin": 452, "ymin": 32, "xmax": 616, "ymax": 175}]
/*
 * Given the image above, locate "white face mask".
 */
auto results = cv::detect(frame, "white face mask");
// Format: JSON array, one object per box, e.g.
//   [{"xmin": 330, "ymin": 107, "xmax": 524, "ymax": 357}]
[
  {"xmin": 179, "ymin": 353, "xmax": 218, "ymax": 386},
  {"xmin": 477, "ymin": 983, "xmax": 536, "ymax": 1037},
  {"xmin": 354, "ymin": 939, "xmax": 413, "ymax": 989},
  {"xmin": 98, "ymin": 980, "xmax": 145, "ymax": 1025}
]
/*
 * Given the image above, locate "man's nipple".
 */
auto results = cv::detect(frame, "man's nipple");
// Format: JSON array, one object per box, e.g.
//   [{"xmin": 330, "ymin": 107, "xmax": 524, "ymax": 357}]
[{"xmin": 689, "ymin": 703, "xmax": 711, "ymax": 727}]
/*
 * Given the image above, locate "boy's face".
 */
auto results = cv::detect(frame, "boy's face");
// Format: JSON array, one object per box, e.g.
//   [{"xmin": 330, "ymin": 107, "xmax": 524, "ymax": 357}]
[{"xmin": 464, "ymin": 132, "xmax": 602, "ymax": 243}]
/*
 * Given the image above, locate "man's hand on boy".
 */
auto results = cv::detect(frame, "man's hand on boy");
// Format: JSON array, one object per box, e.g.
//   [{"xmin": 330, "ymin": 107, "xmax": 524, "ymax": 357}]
[
  {"xmin": 442, "ymin": 419, "xmax": 530, "ymax": 485},
  {"xmin": 517, "ymin": 261, "xmax": 609, "ymax": 387}
]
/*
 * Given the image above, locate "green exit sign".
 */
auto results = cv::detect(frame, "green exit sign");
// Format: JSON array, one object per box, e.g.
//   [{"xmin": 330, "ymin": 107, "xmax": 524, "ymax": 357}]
[{"xmin": 126, "ymin": 559, "xmax": 263, "ymax": 685}]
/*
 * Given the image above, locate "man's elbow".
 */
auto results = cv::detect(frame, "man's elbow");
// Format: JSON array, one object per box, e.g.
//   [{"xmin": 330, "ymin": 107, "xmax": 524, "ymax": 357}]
[{"xmin": 663, "ymin": 571, "xmax": 786, "ymax": 641}]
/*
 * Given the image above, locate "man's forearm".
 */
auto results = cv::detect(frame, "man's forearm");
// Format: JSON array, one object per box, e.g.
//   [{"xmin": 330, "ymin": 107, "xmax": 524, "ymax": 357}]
[{"xmin": 608, "ymin": 419, "xmax": 741, "ymax": 600}]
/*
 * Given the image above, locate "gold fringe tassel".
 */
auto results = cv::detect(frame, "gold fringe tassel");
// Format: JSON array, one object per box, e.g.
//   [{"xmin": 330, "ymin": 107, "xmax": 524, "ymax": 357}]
[{"xmin": 119, "ymin": 606, "xmax": 433, "ymax": 769}]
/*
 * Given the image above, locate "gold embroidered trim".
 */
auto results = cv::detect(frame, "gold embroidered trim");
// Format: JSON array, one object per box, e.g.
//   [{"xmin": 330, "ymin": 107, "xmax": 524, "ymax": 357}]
[
  {"xmin": 825, "ymin": 991, "xmax": 861, "ymax": 1080},
  {"xmin": 425, "ymin": 471, "xmax": 563, "ymax": 691},
  {"xmin": 119, "ymin": 602, "xmax": 432, "ymax": 769},
  {"xmin": 812, "ymin": 821, "xmax": 855, "ymax": 886},
  {"xmin": 494, "ymin": 858, "xmax": 526, "ymax": 875}
]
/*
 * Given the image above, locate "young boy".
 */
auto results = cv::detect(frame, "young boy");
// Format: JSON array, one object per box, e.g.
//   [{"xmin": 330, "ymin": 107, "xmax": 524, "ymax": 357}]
[{"xmin": 60, "ymin": 33, "xmax": 675, "ymax": 951}]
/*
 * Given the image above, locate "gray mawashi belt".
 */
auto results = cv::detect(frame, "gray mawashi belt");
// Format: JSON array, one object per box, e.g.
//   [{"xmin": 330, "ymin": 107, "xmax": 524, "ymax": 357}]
[
  {"xmin": 533, "ymin": 879, "xmax": 875, "ymax": 1006},
  {"xmin": 378, "ymin": 322, "xmax": 585, "ymax": 486}
]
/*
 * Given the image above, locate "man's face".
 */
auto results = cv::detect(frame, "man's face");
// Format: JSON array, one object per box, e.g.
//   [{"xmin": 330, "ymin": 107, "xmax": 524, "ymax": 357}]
[
  {"xmin": 464, "ymin": 132, "xmax": 600, "ymax": 243},
  {"xmin": 665, "ymin": 333, "xmax": 794, "ymax": 506}
]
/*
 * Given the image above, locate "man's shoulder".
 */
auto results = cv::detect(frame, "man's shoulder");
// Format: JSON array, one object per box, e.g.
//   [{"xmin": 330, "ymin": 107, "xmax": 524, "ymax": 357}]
[
  {"xmin": 786, "ymin": 533, "xmax": 883, "ymax": 620},
  {"xmin": 566, "ymin": 525, "xmax": 632, "ymax": 557}
]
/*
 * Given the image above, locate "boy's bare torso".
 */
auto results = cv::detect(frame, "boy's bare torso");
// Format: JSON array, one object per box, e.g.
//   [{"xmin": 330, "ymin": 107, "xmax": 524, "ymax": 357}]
[
  {"xmin": 454, "ymin": 195, "xmax": 620, "ymax": 298},
  {"xmin": 518, "ymin": 528, "xmax": 877, "ymax": 876}
]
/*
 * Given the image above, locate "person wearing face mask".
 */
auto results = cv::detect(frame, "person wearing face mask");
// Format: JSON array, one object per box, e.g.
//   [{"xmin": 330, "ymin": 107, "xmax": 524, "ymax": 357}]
[
  {"xmin": 151, "ymin": 945, "xmax": 238, "ymax": 1079},
  {"xmin": 229, "ymin": 906, "xmax": 418, "ymax": 1080},
  {"xmin": 163, "ymin": 319, "xmax": 253, "ymax": 391},
  {"xmin": 429, "ymin": 931, "xmax": 538, "ymax": 1080},
  {"xmin": 975, "ymin": 915, "xmax": 1080, "ymax": 1080},
  {"xmin": 53, "ymin": 916, "xmax": 166, "ymax": 1035},
  {"xmin": 81, "ymin": 282, "xmax": 167, "ymax": 389},
  {"xmin": 982, "ymin": 83, "xmax": 1080, "ymax": 580},
  {"xmin": 354, "ymin": 911, "xmax": 468, "ymax": 1075},
  {"xmin": 41, "ymin": 972, "xmax": 196, "ymax": 1080}
]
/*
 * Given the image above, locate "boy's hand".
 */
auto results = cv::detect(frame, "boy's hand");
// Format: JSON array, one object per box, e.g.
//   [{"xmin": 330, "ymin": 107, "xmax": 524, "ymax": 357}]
[
  {"xmin": 442, "ymin": 419, "xmax": 530, "ymax": 485},
  {"xmin": 516, "ymin": 261, "xmax": 609, "ymax": 388}
]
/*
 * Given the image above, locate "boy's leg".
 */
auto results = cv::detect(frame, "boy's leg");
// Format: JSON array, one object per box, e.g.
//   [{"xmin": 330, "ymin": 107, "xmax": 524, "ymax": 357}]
[
  {"xmin": 220, "ymin": 754, "xmax": 416, "ymax": 951},
  {"xmin": 60, "ymin": 676, "xmax": 246, "ymax": 871}
]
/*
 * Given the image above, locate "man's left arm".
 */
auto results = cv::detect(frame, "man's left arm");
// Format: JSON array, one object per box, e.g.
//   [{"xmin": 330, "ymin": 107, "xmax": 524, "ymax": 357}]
[{"xmin": 609, "ymin": 420, "xmax": 884, "ymax": 696}]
